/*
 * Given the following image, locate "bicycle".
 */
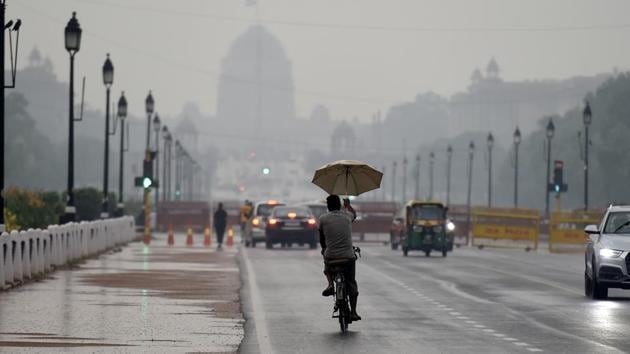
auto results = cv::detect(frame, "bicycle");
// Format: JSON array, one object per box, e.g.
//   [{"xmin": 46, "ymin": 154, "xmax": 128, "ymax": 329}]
[{"xmin": 330, "ymin": 246, "xmax": 361, "ymax": 333}]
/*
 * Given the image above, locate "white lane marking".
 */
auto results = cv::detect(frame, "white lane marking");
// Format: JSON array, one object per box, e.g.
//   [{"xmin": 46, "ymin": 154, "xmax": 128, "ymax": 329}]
[
  {"xmin": 503, "ymin": 338, "xmax": 518, "ymax": 341},
  {"xmin": 515, "ymin": 342, "xmax": 530, "ymax": 346},
  {"xmin": 242, "ymin": 247, "xmax": 274, "ymax": 354},
  {"xmin": 527, "ymin": 349, "xmax": 543, "ymax": 352},
  {"xmin": 465, "ymin": 320, "xmax": 477, "ymax": 324},
  {"xmin": 449, "ymin": 312, "xmax": 461, "ymax": 316},
  {"xmin": 473, "ymin": 324, "xmax": 486, "ymax": 328},
  {"xmin": 492, "ymin": 333, "xmax": 506, "ymax": 338},
  {"xmin": 482, "ymin": 329, "xmax": 495, "ymax": 333}
]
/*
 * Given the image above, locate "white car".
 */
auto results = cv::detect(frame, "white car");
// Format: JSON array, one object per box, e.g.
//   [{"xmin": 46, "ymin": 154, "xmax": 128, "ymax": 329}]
[{"xmin": 585, "ymin": 204, "xmax": 630, "ymax": 299}]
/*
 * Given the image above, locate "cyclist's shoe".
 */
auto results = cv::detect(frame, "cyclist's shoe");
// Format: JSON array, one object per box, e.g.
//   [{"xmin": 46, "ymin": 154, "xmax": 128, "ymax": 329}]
[
  {"xmin": 322, "ymin": 286, "xmax": 334, "ymax": 297},
  {"xmin": 350, "ymin": 312, "xmax": 362, "ymax": 321}
]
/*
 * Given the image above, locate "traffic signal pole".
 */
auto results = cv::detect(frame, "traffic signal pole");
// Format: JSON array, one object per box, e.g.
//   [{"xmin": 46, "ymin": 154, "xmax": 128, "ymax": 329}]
[{"xmin": 144, "ymin": 150, "xmax": 151, "ymax": 243}]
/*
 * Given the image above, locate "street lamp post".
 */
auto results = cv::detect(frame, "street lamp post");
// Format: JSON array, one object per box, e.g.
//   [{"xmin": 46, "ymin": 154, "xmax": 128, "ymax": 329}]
[
  {"xmin": 143, "ymin": 91, "xmax": 154, "ymax": 238},
  {"xmin": 513, "ymin": 127, "xmax": 521, "ymax": 208},
  {"xmin": 62, "ymin": 11, "xmax": 82, "ymax": 223},
  {"xmin": 175, "ymin": 140, "xmax": 182, "ymax": 200},
  {"xmin": 162, "ymin": 126, "xmax": 170, "ymax": 202},
  {"xmin": 446, "ymin": 145, "xmax": 453, "ymax": 206},
  {"xmin": 545, "ymin": 118, "xmax": 555, "ymax": 217},
  {"xmin": 391, "ymin": 161, "xmax": 397, "ymax": 202},
  {"xmin": 487, "ymin": 133, "xmax": 494, "ymax": 208},
  {"xmin": 429, "ymin": 152, "xmax": 435, "ymax": 200},
  {"xmin": 381, "ymin": 166, "xmax": 386, "ymax": 201},
  {"xmin": 583, "ymin": 102, "xmax": 592, "ymax": 211},
  {"xmin": 153, "ymin": 113, "xmax": 161, "ymax": 209},
  {"xmin": 414, "ymin": 154, "xmax": 420, "ymax": 200},
  {"xmin": 0, "ymin": 2, "xmax": 22, "ymax": 231},
  {"xmin": 466, "ymin": 141, "xmax": 475, "ymax": 243},
  {"xmin": 116, "ymin": 92, "xmax": 127, "ymax": 214},
  {"xmin": 101, "ymin": 53, "xmax": 113, "ymax": 218},
  {"xmin": 402, "ymin": 156, "xmax": 408, "ymax": 203}
]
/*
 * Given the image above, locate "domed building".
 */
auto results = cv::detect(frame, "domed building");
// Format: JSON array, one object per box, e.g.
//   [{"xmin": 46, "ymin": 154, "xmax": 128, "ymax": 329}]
[{"xmin": 216, "ymin": 25, "xmax": 296, "ymax": 138}]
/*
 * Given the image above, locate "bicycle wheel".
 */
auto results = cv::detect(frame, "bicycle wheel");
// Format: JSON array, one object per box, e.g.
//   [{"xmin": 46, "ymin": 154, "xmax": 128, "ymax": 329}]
[{"xmin": 339, "ymin": 313, "xmax": 347, "ymax": 333}]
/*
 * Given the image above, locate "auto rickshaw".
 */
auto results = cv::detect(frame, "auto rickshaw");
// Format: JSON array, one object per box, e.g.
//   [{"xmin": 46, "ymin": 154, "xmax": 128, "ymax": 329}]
[{"xmin": 401, "ymin": 201, "xmax": 454, "ymax": 257}]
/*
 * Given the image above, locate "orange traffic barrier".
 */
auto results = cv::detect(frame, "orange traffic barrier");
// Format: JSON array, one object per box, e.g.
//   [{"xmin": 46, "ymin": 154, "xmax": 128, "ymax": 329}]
[
  {"xmin": 227, "ymin": 225, "xmax": 234, "ymax": 247},
  {"xmin": 167, "ymin": 225, "xmax": 175, "ymax": 246},
  {"xmin": 186, "ymin": 226, "xmax": 194, "ymax": 246},
  {"xmin": 203, "ymin": 226, "xmax": 212, "ymax": 247}
]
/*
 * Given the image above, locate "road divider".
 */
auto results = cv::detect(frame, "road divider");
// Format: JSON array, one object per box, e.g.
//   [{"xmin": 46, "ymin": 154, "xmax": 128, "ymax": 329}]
[
  {"xmin": 471, "ymin": 207, "xmax": 540, "ymax": 251},
  {"xmin": 549, "ymin": 210, "xmax": 602, "ymax": 253},
  {"xmin": 0, "ymin": 217, "xmax": 135, "ymax": 289}
]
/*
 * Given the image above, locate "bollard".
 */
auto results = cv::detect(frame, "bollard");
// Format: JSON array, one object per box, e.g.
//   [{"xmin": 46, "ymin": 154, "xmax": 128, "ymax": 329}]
[
  {"xmin": 227, "ymin": 226, "xmax": 234, "ymax": 247},
  {"xmin": 203, "ymin": 226, "xmax": 212, "ymax": 247},
  {"xmin": 167, "ymin": 225, "xmax": 175, "ymax": 246},
  {"xmin": 186, "ymin": 226, "xmax": 194, "ymax": 246}
]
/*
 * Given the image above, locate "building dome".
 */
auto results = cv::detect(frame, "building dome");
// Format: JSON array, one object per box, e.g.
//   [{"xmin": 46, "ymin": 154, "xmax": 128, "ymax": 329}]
[{"xmin": 216, "ymin": 25, "xmax": 295, "ymax": 135}]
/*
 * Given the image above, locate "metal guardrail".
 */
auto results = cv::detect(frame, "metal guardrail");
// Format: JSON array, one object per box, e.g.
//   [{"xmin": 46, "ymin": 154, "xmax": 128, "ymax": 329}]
[{"xmin": 0, "ymin": 217, "xmax": 136, "ymax": 289}]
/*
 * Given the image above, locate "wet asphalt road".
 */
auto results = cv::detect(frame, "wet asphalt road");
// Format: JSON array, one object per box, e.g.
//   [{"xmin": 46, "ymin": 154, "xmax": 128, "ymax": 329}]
[
  {"xmin": 239, "ymin": 242, "xmax": 630, "ymax": 354},
  {"xmin": 0, "ymin": 233, "xmax": 243, "ymax": 353}
]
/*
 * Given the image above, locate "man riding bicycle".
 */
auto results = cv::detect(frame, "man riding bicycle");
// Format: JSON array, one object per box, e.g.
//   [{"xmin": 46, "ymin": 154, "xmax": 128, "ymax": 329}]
[{"xmin": 319, "ymin": 194, "xmax": 361, "ymax": 322}]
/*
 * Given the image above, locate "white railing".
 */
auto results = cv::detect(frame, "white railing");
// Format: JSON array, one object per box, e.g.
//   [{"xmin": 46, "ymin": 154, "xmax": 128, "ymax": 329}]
[{"xmin": 0, "ymin": 216, "xmax": 136, "ymax": 289}]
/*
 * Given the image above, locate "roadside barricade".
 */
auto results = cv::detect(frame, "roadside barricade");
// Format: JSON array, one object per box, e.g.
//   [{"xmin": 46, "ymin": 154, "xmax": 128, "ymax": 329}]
[
  {"xmin": 549, "ymin": 210, "xmax": 603, "ymax": 253},
  {"xmin": 0, "ymin": 216, "xmax": 135, "ymax": 289},
  {"xmin": 471, "ymin": 207, "xmax": 540, "ymax": 251}
]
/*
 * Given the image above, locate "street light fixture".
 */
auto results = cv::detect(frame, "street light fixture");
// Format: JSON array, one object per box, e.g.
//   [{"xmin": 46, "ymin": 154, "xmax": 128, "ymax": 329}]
[
  {"xmin": 62, "ymin": 11, "xmax": 82, "ymax": 223},
  {"xmin": 446, "ymin": 145, "xmax": 453, "ymax": 206},
  {"xmin": 487, "ymin": 133, "xmax": 494, "ymax": 207},
  {"xmin": 513, "ymin": 127, "xmax": 521, "ymax": 208},
  {"xmin": 145, "ymin": 91, "xmax": 154, "ymax": 150},
  {"xmin": 545, "ymin": 118, "xmax": 555, "ymax": 217},
  {"xmin": 101, "ymin": 53, "xmax": 114, "ymax": 218},
  {"xmin": 583, "ymin": 102, "xmax": 592, "ymax": 211},
  {"xmin": 117, "ymin": 92, "xmax": 127, "ymax": 214}
]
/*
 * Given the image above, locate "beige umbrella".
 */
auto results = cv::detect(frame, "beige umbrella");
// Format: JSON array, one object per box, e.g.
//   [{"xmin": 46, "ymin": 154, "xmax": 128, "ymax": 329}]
[{"xmin": 311, "ymin": 160, "xmax": 383, "ymax": 196}]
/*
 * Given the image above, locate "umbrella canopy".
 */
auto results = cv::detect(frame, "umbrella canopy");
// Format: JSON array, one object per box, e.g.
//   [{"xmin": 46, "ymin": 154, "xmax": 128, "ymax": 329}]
[{"xmin": 311, "ymin": 160, "xmax": 383, "ymax": 196}]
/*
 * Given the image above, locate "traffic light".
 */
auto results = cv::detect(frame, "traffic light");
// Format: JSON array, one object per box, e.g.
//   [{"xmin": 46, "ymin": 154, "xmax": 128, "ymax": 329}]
[
  {"xmin": 262, "ymin": 167, "xmax": 271, "ymax": 175},
  {"xmin": 135, "ymin": 160, "xmax": 158, "ymax": 189},
  {"xmin": 549, "ymin": 160, "xmax": 568, "ymax": 193}
]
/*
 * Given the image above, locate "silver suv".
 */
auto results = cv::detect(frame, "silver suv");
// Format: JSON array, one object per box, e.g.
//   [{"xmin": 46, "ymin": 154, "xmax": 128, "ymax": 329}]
[{"xmin": 585, "ymin": 205, "xmax": 630, "ymax": 299}]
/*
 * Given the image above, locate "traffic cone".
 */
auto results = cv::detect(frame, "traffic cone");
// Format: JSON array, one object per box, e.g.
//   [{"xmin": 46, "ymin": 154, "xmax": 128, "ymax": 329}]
[
  {"xmin": 227, "ymin": 225, "xmax": 234, "ymax": 247},
  {"xmin": 203, "ymin": 226, "xmax": 212, "ymax": 247},
  {"xmin": 186, "ymin": 225, "xmax": 194, "ymax": 246},
  {"xmin": 167, "ymin": 225, "xmax": 175, "ymax": 246}
]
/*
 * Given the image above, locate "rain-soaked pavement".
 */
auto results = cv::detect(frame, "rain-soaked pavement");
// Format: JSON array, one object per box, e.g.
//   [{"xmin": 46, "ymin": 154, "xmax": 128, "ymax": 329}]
[
  {"xmin": 0, "ymin": 232, "xmax": 243, "ymax": 353},
  {"xmin": 239, "ymin": 242, "xmax": 630, "ymax": 354}
]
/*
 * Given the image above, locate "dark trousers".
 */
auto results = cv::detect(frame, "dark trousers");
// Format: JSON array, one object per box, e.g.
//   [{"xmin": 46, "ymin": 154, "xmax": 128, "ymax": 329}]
[
  {"xmin": 324, "ymin": 258, "xmax": 359, "ymax": 297},
  {"xmin": 215, "ymin": 226, "xmax": 226, "ymax": 244}
]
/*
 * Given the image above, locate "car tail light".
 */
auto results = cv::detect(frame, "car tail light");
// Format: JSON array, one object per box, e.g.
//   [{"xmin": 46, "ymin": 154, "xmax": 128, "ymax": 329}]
[
  {"xmin": 307, "ymin": 218, "xmax": 316, "ymax": 225},
  {"xmin": 268, "ymin": 218, "xmax": 278, "ymax": 225}
]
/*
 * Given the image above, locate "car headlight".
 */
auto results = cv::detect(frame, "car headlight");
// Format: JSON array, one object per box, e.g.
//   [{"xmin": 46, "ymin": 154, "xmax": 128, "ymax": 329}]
[
  {"xmin": 446, "ymin": 222, "xmax": 456, "ymax": 232},
  {"xmin": 599, "ymin": 248, "xmax": 623, "ymax": 258}
]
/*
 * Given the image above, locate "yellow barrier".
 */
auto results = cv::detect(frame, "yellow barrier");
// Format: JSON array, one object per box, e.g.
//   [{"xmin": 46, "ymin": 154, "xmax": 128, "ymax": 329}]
[
  {"xmin": 549, "ymin": 210, "xmax": 603, "ymax": 253},
  {"xmin": 472, "ymin": 207, "xmax": 540, "ymax": 251}
]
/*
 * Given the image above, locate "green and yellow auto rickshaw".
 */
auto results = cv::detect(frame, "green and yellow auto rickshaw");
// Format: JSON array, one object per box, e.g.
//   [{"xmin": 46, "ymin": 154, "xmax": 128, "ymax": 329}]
[{"xmin": 401, "ymin": 201, "xmax": 454, "ymax": 257}]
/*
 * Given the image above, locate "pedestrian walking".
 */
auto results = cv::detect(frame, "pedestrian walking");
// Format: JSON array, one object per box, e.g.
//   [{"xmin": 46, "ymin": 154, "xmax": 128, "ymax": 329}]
[{"xmin": 214, "ymin": 202, "xmax": 228, "ymax": 249}]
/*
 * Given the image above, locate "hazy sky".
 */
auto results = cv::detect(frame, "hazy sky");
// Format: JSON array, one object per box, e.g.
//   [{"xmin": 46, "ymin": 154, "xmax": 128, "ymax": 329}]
[{"xmin": 13, "ymin": 0, "xmax": 630, "ymax": 122}]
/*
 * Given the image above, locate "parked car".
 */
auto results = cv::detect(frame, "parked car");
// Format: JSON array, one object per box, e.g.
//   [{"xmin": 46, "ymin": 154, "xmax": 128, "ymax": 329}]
[
  {"xmin": 584, "ymin": 204, "xmax": 630, "ymax": 299},
  {"xmin": 301, "ymin": 201, "xmax": 328, "ymax": 221},
  {"xmin": 265, "ymin": 206, "xmax": 318, "ymax": 249},
  {"xmin": 243, "ymin": 200, "xmax": 285, "ymax": 247}
]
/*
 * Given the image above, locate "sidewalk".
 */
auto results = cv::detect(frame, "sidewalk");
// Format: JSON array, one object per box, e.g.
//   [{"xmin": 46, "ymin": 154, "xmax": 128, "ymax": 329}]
[{"xmin": 0, "ymin": 232, "xmax": 243, "ymax": 353}]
